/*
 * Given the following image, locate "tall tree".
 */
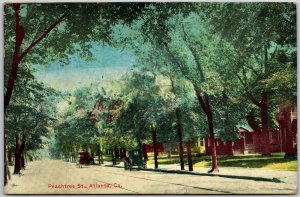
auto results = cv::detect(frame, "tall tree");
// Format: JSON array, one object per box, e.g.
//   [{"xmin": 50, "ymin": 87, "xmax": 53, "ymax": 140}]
[
  {"xmin": 141, "ymin": 10, "xmax": 250, "ymax": 172},
  {"xmin": 113, "ymin": 69, "xmax": 164, "ymax": 168},
  {"xmin": 206, "ymin": 3, "xmax": 297, "ymax": 155},
  {"xmin": 5, "ymin": 65, "xmax": 58, "ymax": 174}
]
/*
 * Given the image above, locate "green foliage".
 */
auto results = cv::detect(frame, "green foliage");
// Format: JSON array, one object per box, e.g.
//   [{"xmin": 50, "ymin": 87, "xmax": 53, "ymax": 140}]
[
  {"xmin": 113, "ymin": 68, "xmax": 163, "ymax": 143},
  {"xmin": 51, "ymin": 85, "xmax": 100, "ymax": 156},
  {"xmin": 48, "ymin": 135, "xmax": 61, "ymax": 159},
  {"xmin": 205, "ymin": 3, "xmax": 296, "ymax": 130},
  {"xmin": 5, "ymin": 64, "xmax": 59, "ymax": 152},
  {"xmin": 4, "ymin": 3, "xmax": 150, "ymax": 71}
]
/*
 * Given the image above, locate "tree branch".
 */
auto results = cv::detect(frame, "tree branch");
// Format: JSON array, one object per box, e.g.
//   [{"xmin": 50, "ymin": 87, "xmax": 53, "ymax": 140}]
[
  {"xmin": 181, "ymin": 24, "xmax": 205, "ymax": 83},
  {"xmin": 163, "ymin": 42, "xmax": 192, "ymax": 82},
  {"xmin": 19, "ymin": 133, "xmax": 26, "ymax": 153},
  {"xmin": 246, "ymin": 92, "xmax": 261, "ymax": 107},
  {"xmin": 169, "ymin": 76, "xmax": 176, "ymax": 94},
  {"xmin": 243, "ymin": 64, "xmax": 260, "ymax": 77},
  {"xmin": 263, "ymin": 44, "xmax": 268, "ymax": 74},
  {"xmin": 236, "ymin": 73, "xmax": 261, "ymax": 107},
  {"xmin": 241, "ymin": 64, "xmax": 248, "ymax": 81},
  {"xmin": 19, "ymin": 12, "xmax": 68, "ymax": 61},
  {"xmin": 236, "ymin": 73, "xmax": 247, "ymax": 88},
  {"xmin": 193, "ymin": 84, "xmax": 208, "ymax": 114},
  {"xmin": 254, "ymin": 54, "xmax": 262, "ymax": 66},
  {"xmin": 270, "ymin": 46, "xmax": 278, "ymax": 61}
]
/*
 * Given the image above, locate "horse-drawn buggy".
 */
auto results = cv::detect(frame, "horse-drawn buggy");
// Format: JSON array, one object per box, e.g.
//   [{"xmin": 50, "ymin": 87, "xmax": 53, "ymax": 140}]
[
  {"xmin": 76, "ymin": 151, "xmax": 94, "ymax": 168},
  {"xmin": 123, "ymin": 149, "xmax": 147, "ymax": 170}
]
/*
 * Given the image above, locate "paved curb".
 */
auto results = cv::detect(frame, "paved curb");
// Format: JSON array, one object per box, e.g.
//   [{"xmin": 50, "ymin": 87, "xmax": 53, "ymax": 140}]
[{"xmin": 104, "ymin": 165, "xmax": 282, "ymax": 183}]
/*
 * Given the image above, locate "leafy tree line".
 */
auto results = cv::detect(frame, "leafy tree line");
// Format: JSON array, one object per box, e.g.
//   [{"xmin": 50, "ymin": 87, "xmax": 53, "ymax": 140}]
[
  {"xmin": 206, "ymin": 3, "xmax": 296, "ymax": 156},
  {"xmin": 109, "ymin": 3, "xmax": 296, "ymax": 171},
  {"xmin": 5, "ymin": 64, "xmax": 59, "ymax": 175},
  {"xmin": 49, "ymin": 86, "xmax": 100, "ymax": 162}
]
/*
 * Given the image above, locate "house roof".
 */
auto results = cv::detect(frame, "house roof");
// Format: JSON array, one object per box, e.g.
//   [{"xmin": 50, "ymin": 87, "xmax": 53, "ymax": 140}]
[{"xmin": 236, "ymin": 123, "xmax": 254, "ymax": 132}]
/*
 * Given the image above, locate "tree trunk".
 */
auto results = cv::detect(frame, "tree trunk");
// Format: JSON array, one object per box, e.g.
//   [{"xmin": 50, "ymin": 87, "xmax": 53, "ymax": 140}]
[
  {"xmin": 119, "ymin": 148, "xmax": 123, "ymax": 159},
  {"xmin": 119, "ymin": 148, "xmax": 123, "ymax": 158},
  {"xmin": 194, "ymin": 88, "xmax": 218, "ymax": 172},
  {"xmin": 97, "ymin": 144, "xmax": 101, "ymax": 165},
  {"xmin": 14, "ymin": 133, "xmax": 26, "ymax": 174},
  {"xmin": 186, "ymin": 141, "xmax": 193, "ymax": 171},
  {"xmin": 138, "ymin": 140, "xmax": 142, "ymax": 156},
  {"xmin": 260, "ymin": 94, "xmax": 270, "ymax": 156},
  {"xmin": 177, "ymin": 122, "xmax": 185, "ymax": 171},
  {"xmin": 114, "ymin": 147, "xmax": 119, "ymax": 159},
  {"xmin": 4, "ymin": 140, "xmax": 7, "ymax": 185},
  {"xmin": 91, "ymin": 149, "xmax": 95, "ymax": 164},
  {"xmin": 207, "ymin": 108, "xmax": 219, "ymax": 172},
  {"xmin": 74, "ymin": 149, "xmax": 76, "ymax": 162},
  {"xmin": 175, "ymin": 108, "xmax": 185, "ymax": 171},
  {"xmin": 142, "ymin": 144, "xmax": 148, "ymax": 160},
  {"xmin": 152, "ymin": 128, "xmax": 158, "ymax": 169},
  {"xmin": 4, "ymin": 4, "xmax": 24, "ymax": 112},
  {"xmin": 100, "ymin": 149, "xmax": 104, "ymax": 164},
  {"xmin": 20, "ymin": 153, "xmax": 25, "ymax": 169},
  {"xmin": 8, "ymin": 149, "xmax": 12, "ymax": 165},
  {"xmin": 123, "ymin": 148, "xmax": 127, "ymax": 159},
  {"xmin": 123, "ymin": 148, "xmax": 126, "ymax": 158},
  {"xmin": 14, "ymin": 152, "xmax": 21, "ymax": 174},
  {"xmin": 14, "ymin": 135, "xmax": 21, "ymax": 174},
  {"xmin": 121, "ymin": 147, "xmax": 127, "ymax": 158},
  {"xmin": 111, "ymin": 149, "xmax": 116, "ymax": 165}
]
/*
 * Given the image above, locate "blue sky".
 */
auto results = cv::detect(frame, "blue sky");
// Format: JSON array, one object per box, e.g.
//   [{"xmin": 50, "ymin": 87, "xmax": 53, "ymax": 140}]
[{"xmin": 34, "ymin": 43, "xmax": 136, "ymax": 92}]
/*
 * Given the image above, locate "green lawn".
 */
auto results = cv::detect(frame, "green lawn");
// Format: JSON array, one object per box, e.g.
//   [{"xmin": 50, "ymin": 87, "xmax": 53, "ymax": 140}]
[
  {"xmin": 93, "ymin": 156, "xmax": 123, "ymax": 164},
  {"xmin": 146, "ymin": 153, "xmax": 297, "ymax": 171}
]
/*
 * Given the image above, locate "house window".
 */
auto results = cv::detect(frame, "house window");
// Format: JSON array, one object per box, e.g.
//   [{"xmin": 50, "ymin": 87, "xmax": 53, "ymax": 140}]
[{"xmin": 200, "ymin": 138, "xmax": 204, "ymax": 146}]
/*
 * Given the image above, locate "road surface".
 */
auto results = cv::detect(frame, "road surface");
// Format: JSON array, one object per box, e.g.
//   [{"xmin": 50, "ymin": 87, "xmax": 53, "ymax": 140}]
[{"xmin": 4, "ymin": 159, "xmax": 297, "ymax": 194}]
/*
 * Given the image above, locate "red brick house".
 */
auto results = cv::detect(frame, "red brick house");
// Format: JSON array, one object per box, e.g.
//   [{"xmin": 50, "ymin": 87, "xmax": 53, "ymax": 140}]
[
  {"xmin": 144, "ymin": 143, "xmax": 164, "ymax": 154},
  {"xmin": 203, "ymin": 105, "xmax": 297, "ymax": 156}
]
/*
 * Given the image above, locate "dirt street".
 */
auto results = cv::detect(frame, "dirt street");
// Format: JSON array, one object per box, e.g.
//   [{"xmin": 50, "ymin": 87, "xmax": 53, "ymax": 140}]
[{"xmin": 4, "ymin": 159, "xmax": 297, "ymax": 194}]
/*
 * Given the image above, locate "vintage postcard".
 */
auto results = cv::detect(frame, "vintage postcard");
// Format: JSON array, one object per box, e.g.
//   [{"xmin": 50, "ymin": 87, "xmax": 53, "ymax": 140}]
[{"xmin": 3, "ymin": 1, "xmax": 297, "ymax": 195}]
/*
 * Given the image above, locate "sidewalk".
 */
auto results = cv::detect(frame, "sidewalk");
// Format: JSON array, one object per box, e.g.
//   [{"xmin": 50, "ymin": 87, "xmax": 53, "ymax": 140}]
[{"xmin": 103, "ymin": 161, "xmax": 297, "ymax": 185}]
